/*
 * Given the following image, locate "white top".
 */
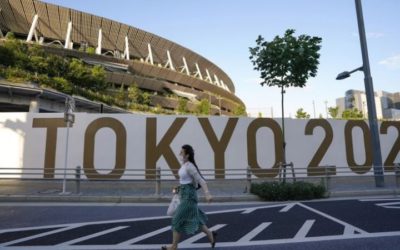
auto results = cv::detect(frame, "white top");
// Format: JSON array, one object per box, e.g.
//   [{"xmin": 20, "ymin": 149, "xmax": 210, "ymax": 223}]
[{"xmin": 178, "ymin": 161, "xmax": 204, "ymax": 186}]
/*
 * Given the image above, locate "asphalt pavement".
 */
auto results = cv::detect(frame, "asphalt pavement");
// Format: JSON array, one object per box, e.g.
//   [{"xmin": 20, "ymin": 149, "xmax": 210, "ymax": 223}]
[{"xmin": 1, "ymin": 198, "xmax": 400, "ymax": 249}]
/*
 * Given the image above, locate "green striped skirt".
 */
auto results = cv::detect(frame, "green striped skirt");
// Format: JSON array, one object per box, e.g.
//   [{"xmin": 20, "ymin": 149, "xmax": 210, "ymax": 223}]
[{"xmin": 171, "ymin": 184, "xmax": 207, "ymax": 234}]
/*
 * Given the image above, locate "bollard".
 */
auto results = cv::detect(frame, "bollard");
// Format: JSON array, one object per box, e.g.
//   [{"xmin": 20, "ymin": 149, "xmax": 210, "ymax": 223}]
[
  {"xmin": 155, "ymin": 167, "xmax": 161, "ymax": 196},
  {"xmin": 245, "ymin": 167, "xmax": 252, "ymax": 193},
  {"xmin": 75, "ymin": 166, "xmax": 81, "ymax": 194},
  {"xmin": 395, "ymin": 163, "xmax": 400, "ymax": 189}
]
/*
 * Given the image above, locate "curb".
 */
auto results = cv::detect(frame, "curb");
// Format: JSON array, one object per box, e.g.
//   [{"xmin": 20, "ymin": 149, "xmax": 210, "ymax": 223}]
[{"xmin": 329, "ymin": 188, "xmax": 399, "ymax": 198}]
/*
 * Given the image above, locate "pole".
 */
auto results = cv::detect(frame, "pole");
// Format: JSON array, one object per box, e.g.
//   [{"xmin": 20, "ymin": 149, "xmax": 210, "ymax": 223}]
[
  {"xmin": 355, "ymin": 0, "xmax": 384, "ymax": 187},
  {"xmin": 60, "ymin": 97, "xmax": 75, "ymax": 195},
  {"xmin": 60, "ymin": 119, "xmax": 70, "ymax": 194},
  {"xmin": 281, "ymin": 85, "xmax": 287, "ymax": 182}
]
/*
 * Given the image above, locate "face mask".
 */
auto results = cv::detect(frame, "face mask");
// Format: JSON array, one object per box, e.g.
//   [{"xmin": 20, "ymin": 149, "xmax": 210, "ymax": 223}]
[{"xmin": 179, "ymin": 155, "xmax": 185, "ymax": 163}]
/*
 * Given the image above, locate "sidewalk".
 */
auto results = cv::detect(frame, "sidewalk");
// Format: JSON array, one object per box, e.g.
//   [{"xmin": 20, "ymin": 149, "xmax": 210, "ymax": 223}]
[{"xmin": 0, "ymin": 175, "xmax": 398, "ymax": 203}]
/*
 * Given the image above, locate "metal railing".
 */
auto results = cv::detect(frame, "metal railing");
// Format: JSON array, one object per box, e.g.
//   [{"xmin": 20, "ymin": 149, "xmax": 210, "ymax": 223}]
[{"xmin": 0, "ymin": 164, "xmax": 399, "ymax": 196}]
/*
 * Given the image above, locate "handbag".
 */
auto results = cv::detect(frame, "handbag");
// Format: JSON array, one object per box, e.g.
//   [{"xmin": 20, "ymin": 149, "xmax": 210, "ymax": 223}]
[{"xmin": 167, "ymin": 194, "xmax": 180, "ymax": 216}]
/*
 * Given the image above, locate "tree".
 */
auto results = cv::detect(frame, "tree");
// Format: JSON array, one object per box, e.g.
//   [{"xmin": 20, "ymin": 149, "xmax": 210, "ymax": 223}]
[
  {"xmin": 196, "ymin": 99, "xmax": 210, "ymax": 115},
  {"xmin": 341, "ymin": 108, "xmax": 363, "ymax": 119},
  {"xmin": 249, "ymin": 29, "xmax": 322, "ymax": 168},
  {"xmin": 177, "ymin": 97, "xmax": 189, "ymax": 114},
  {"xmin": 295, "ymin": 108, "xmax": 310, "ymax": 119},
  {"xmin": 141, "ymin": 91, "xmax": 152, "ymax": 106},
  {"xmin": 328, "ymin": 106, "xmax": 339, "ymax": 119},
  {"xmin": 128, "ymin": 84, "xmax": 141, "ymax": 103},
  {"xmin": 233, "ymin": 105, "xmax": 247, "ymax": 116},
  {"xmin": 67, "ymin": 59, "xmax": 107, "ymax": 91}
]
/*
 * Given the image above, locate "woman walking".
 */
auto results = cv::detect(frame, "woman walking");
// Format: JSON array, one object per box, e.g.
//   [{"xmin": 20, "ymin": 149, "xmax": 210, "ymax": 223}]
[{"xmin": 162, "ymin": 144, "xmax": 216, "ymax": 250}]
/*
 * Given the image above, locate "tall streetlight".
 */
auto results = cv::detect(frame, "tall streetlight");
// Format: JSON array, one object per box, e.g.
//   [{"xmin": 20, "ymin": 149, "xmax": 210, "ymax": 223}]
[
  {"xmin": 336, "ymin": 0, "xmax": 384, "ymax": 187},
  {"xmin": 60, "ymin": 96, "xmax": 75, "ymax": 195}
]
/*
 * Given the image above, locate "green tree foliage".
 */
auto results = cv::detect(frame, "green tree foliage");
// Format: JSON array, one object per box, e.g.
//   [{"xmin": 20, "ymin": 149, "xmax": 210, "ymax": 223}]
[
  {"xmin": 142, "ymin": 92, "xmax": 152, "ymax": 106},
  {"xmin": 249, "ymin": 29, "xmax": 322, "ymax": 127},
  {"xmin": 46, "ymin": 54, "xmax": 67, "ymax": 77},
  {"xmin": 52, "ymin": 77, "xmax": 73, "ymax": 94},
  {"xmin": 0, "ymin": 34, "xmax": 29, "ymax": 68},
  {"xmin": 196, "ymin": 99, "xmax": 210, "ymax": 115},
  {"xmin": 86, "ymin": 47, "xmax": 96, "ymax": 54},
  {"xmin": 295, "ymin": 108, "xmax": 310, "ymax": 119},
  {"xmin": 67, "ymin": 58, "xmax": 107, "ymax": 91},
  {"xmin": 116, "ymin": 84, "xmax": 128, "ymax": 105},
  {"xmin": 341, "ymin": 108, "xmax": 364, "ymax": 119},
  {"xmin": 249, "ymin": 29, "xmax": 322, "ymax": 89},
  {"xmin": 177, "ymin": 97, "xmax": 189, "ymax": 114},
  {"xmin": 128, "ymin": 84, "xmax": 141, "ymax": 103},
  {"xmin": 233, "ymin": 105, "xmax": 247, "ymax": 116},
  {"xmin": 328, "ymin": 106, "xmax": 339, "ymax": 119}
]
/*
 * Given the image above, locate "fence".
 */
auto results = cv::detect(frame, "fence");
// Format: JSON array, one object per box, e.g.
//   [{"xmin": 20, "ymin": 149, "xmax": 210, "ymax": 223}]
[{"xmin": 1, "ymin": 163, "xmax": 399, "ymax": 196}]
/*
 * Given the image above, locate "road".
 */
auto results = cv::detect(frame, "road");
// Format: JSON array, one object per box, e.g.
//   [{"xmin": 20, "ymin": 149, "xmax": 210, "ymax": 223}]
[{"xmin": 1, "ymin": 198, "xmax": 400, "ymax": 249}]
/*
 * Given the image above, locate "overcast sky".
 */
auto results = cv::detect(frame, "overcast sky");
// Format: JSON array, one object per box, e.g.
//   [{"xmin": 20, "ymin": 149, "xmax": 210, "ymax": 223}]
[{"xmin": 43, "ymin": 0, "xmax": 400, "ymax": 117}]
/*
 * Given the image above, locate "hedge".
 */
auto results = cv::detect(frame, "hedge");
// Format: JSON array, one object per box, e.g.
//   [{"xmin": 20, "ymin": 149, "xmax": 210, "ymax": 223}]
[{"xmin": 250, "ymin": 181, "xmax": 326, "ymax": 201}]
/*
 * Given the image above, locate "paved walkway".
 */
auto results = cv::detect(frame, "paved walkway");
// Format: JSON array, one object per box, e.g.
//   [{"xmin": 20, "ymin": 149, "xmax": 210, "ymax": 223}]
[{"xmin": 0, "ymin": 175, "xmax": 399, "ymax": 203}]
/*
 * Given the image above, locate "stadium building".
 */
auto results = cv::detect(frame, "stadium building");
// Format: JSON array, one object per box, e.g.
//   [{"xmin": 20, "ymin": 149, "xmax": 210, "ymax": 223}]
[{"xmin": 0, "ymin": 0, "xmax": 245, "ymax": 115}]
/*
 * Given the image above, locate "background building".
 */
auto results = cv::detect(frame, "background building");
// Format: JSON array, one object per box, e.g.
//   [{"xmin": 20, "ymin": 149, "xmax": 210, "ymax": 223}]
[
  {"xmin": 0, "ymin": 0, "xmax": 245, "ymax": 115},
  {"xmin": 336, "ymin": 89, "xmax": 400, "ymax": 120}
]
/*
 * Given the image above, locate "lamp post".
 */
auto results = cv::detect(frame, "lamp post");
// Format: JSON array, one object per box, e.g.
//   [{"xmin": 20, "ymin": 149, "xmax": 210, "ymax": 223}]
[
  {"xmin": 336, "ymin": 0, "xmax": 384, "ymax": 187},
  {"xmin": 60, "ymin": 96, "xmax": 75, "ymax": 195}
]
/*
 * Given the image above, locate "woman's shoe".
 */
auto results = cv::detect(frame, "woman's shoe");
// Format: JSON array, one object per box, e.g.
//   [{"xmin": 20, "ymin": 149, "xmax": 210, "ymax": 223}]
[{"xmin": 211, "ymin": 231, "xmax": 217, "ymax": 248}]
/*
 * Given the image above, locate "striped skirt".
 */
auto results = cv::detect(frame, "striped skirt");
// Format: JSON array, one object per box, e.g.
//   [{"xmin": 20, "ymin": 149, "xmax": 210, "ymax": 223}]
[{"xmin": 171, "ymin": 184, "xmax": 207, "ymax": 234}]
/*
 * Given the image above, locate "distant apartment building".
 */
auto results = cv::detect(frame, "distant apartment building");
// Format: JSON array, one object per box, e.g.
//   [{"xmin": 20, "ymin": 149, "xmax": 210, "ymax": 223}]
[{"xmin": 336, "ymin": 89, "xmax": 400, "ymax": 120}]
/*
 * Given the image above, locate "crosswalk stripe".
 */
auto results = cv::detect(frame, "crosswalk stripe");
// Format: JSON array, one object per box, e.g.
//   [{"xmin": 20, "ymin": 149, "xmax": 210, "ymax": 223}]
[
  {"xmin": 294, "ymin": 219, "xmax": 315, "ymax": 239},
  {"xmin": 117, "ymin": 226, "xmax": 170, "ymax": 245},
  {"xmin": 297, "ymin": 203, "xmax": 368, "ymax": 234},
  {"xmin": 238, "ymin": 222, "xmax": 272, "ymax": 242},
  {"xmin": 280, "ymin": 203, "xmax": 296, "ymax": 212},
  {"xmin": 56, "ymin": 226, "xmax": 129, "ymax": 246},
  {"xmin": 180, "ymin": 224, "xmax": 226, "ymax": 244},
  {"xmin": 0, "ymin": 226, "xmax": 79, "ymax": 247},
  {"xmin": 241, "ymin": 204, "xmax": 286, "ymax": 214}
]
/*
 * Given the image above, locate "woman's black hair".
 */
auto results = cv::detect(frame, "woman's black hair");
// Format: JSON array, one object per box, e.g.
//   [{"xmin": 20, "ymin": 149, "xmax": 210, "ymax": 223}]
[{"xmin": 182, "ymin": 144, "xmax": 205, "ymax": 187}]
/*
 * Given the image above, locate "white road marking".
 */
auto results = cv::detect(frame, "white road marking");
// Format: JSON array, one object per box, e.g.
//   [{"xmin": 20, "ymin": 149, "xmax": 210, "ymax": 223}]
[
  {"xmin": 238, "ymin": 222, "xmax": 272, "ymax": 242},
  {"xmin": 375, "ymin": 201, "xmax": 400, "ymax": 209},
  {"xmin": 0, "ymin": 226, "xmax": 79, "ymax": 247},
  {"xmin": 3, "ymin": 231, "xmax": 400, "ymax": 249},
  {"xmin": 56, "ymin": 226, "xmax": 128, "ymax": 246},
  {"xmin": 280, "ymin": 203, "xmax": 296, "ymax": 212},
  {"xmin": 297, "ymin": 203, "xmax": 368, "ymax": 235},
  {"xmin": 117, "ymin": 226, "xmax": 170, "ymax": 245},
  {"xmin": 180, "ymin": 224, "xmax": 226, "ymax": 244},
  {"xmin": 343, "ymin": 226, "xmax": 358, "ymax": 235},
  {"xmin": 0, "ymin": 204, "xmax": 283, "ymax": 234},
  {"xmin": 3, "ymin": 201, "xmax": 395, "ymax": 249},
  {"xmin": 294, "ymin": 220, "xmax": 315, "ymax": 239},
  {"xmin": 241, "ymin": 204, "xmax": 287, "ymax": 214}
]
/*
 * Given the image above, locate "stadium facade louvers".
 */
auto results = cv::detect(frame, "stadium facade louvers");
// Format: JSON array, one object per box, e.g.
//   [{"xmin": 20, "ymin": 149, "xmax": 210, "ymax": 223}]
[{"xmin": 0, "ymin": 0, "xmax": 244, "ymax": 114}]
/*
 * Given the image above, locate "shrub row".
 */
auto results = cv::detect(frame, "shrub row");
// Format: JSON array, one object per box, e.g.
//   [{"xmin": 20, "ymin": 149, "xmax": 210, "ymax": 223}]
[{"xmin": 250, "ymin": 181, "xmax": 326, "ymax": 201}]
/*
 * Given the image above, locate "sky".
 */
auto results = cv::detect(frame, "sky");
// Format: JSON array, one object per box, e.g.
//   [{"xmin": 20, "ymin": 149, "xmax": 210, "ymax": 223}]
[{"xmin": 42, "ymin": 0, "xmax": 400, "ymax": 118}]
